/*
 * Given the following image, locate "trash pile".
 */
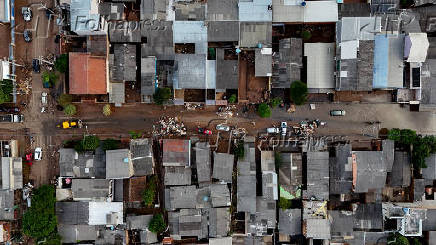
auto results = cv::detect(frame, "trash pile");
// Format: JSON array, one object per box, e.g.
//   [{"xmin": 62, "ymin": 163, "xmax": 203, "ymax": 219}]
[
  {"xmin": 293, "ymin": 119, "xmax": 325, "ymax": 137},
  {"xmin": 185, "ymin": 103, "xmax": 203, "ymax": 111},
  {"xmin": 153, "ymin": 116, "xmax": 186, "ymax": 136},
  {"xmin": 217, "ymin": 105, "xmax": 237, "ymax": 118},
  {"xmin": 16, "ymin": 65, "xmax": 32, "ymax": 95}
]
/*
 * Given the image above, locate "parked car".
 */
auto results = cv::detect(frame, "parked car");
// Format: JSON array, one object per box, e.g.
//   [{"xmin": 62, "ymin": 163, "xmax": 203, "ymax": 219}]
[
  {"xmin": 34, "ymin": 147, "xmax": 42, "ymax": 161},
  {"xmin": 216, "ymin": 124, "xmax": 230, "ymax": 132},
  {"xmin": 41, "ymin": 92, "xmax": 48, "ymax": 105},
  {"xmin": 198, "ymin": 128, "xmax": 212, "ymax": 135},
  {"xmin": 32, "ymin": 59, "xmax": 40, "ymax": 73},
  {"xmin": 0, "ymin": 106, "xmax": 19, "ymax": 113},
  {"xmin": 267, "ymin": 127, "xmax": 280, "ymax": 134},
  {"xmin": 330, "ymin": 110, "xmax": 346, "ymax": 116},
  {"xmin": 23, "ymin": 30, "xmax": 32, "ymax": 42},
  {"xmin": 281, "ymin": 122, "xmax": 287, "ymax": 136},
  {"xmin": 22, "ymin": 7, "xmax": 32, "ymax": 22}
]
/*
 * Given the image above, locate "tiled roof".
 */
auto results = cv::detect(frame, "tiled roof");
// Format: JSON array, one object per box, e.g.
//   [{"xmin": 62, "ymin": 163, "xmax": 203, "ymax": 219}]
[{"xmin": 69, "ymin": 53, "xmax": 107, "ymax": 95}]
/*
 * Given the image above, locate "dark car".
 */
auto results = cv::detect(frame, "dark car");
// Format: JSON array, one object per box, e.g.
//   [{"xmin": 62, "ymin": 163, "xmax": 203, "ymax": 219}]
[
  {"xmin": 32, "ymin": 59, "xmax": 40, "ymax": 73},
  {"xmin": 23, "ymin": 30, "xmax": 32, "ymax": 42},
  {"xmin": 0, "ymin": 106, "xmax": 19, "ymax": 113}
]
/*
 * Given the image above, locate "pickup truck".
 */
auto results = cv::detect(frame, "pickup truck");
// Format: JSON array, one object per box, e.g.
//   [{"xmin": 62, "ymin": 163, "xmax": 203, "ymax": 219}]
[{"xmin": 0, "ymin": 114, "xmax": 24, "ymax": 123}]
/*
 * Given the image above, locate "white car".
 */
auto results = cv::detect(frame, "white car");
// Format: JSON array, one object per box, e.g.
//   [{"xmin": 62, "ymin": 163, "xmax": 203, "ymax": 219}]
[
  {"xmin": 34, "ymin": 147, "xmax": 42, "ymax": 161},
  {"xmin": 216, "ymin": 124, "xmax": 230, "ymax": 132},
  {"xmin": 22, "ymin": 7, "xmax": 32, "ymax": 22},
  {"xmin": 267, "ymin": 128, "xmax": 280, "ymax": 134},
  {"xmin": 281, "ymin": 122, "xmax": 287, "ymax": 136},
  {"xmin": 41, "ymin": 92, "xmax": 48, "ymax": 105}
]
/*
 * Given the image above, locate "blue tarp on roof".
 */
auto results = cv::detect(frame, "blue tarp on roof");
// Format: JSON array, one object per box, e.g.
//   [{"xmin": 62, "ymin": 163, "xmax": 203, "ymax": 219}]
[{"xmin": 373, "ymin": 35, "xmax": 389, "ymax": 89}]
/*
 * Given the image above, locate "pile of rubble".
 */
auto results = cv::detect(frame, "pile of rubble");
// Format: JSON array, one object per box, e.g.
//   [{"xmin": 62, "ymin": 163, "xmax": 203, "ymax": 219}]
[
  {"xmin": 153, "ymin": 116, "xmax": 186, "ymax": 136},
  {"xmin": 293, "ymin": 119, "xmax": 325, "ymax": 137},
  {"xmin": 216, "ymin": 105, "xmax": 237, "ymax": 118},
  {"xmin": 16, "ymin": 65, "xmax": 32, "ymax": 95}
]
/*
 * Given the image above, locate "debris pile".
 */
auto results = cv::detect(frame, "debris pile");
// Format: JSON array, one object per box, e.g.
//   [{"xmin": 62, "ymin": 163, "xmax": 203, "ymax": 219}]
[
  {"xmin": 216, "ymin": 105, "xmax": 237, "ymax": 118},
  {"xmin": 153, "ymin": 116, "xmax": 187, "ymax": 136},
  {"xmin": 293, "ymin": 119, "xmax": 325, "ymax": 137},
  {"xmin": 185, "ymin": 103, "xmax": 203, "ymax": 111}
]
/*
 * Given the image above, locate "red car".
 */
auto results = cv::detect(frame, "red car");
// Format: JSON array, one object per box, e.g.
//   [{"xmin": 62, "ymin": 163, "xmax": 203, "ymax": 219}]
[{"xmin": 198, "ymin": 128, "xmax": 212, "ymax": 135}]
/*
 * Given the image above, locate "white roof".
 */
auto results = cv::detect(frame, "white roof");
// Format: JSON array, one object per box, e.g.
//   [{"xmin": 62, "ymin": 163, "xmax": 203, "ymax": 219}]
[
  {"xmin": 272, "ymin": 0, "xmax": 338, "ymax": 23},
  {"xmin": 338, "ymin": 17, "xmax": 382, "ymax": 42},
  {"xmin": 304, "ymin": 43, "xmax": 335, "ymax": 89},
  {"xmin": 209, "ymin": 237, "xmax": 232, "ymax": 245},
  {"xmin": 405, "ymin": 33, "xmax": 429, "ymax": 63},
  {"xmin": 340, "ymin": 40, "xmax": 359, "ymax": 60},
  {"xmin": 88, "ymin": 202, "xmax": 124, "ymax": 225},
  {"xmin": 0, "ymin": 61, "xmax": 10, "ymax": 80}
]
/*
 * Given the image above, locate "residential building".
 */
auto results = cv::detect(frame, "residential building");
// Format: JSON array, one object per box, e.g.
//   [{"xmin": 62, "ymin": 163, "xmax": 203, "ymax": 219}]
[
  {"xmin": 195, "ymin": 142, "xmax": 211, "ymax": 183},
  {"xmin": 162, "ymin": 139, "xmax": 191, "ymax": 167},
  {"xmin": 212, "ymin": 152, "xmax": 234, "ymax": 183},
  {"xmin": 140, "ymin": 57, "xmax": 156, "ymax": 103},
  {"xmin": 58, "ymin": 148, "xmax": 106, "ymax": 178},
  {"xmin": 69, "ymin": 52, "xmax": 108, "ymax": 95},
  {"xmin": 304, "ymin": 151, "xmax": 329, "ymax": 201},
  {"xmin": 71, "ymin": 179, "xmax": 112, "ymax": 202},
  {"xmin": 164, "ymin": 166, "xmax": 192, "ymax": 186},
  {"xmin": 105, "ymin": 149, "xmax": 133, "ymax": 179},
  {"xmin": 130, "ymin": 138, "xmax": 154, "ymax": 176},
  {"xmin": 238, "ymin": 0, "xmax": 272, "ymax": 22},
  {"xmin": 0, "ymin": 0, "xmax": 10, "ymax": 23},
  {"xmin": 352, "ymin": 151, "xmax": 387, "ymax": 193},
  {"xmin": 70, "ymin": 0, "xmax": 107, "ymax": 35},
  {"xmin": 329, "ymin": 144, "xmax": 353, "ymax": 195},
  {"xmin": 272, "ymin": 38, "xmax": 302, "ymax": 89},
  {"xmin": 278, "ymin": 209, "xmax": 301, "ymax": 237},
  {"xmin": 304, "ymin": 43, "xmax": 336, "ymax": 93},
  {"xmin": 0, "ymin": 190, "xmax": 13, "ymax": 220},
  {"xmin": 272, "ymin": 0, "xmax": 338, "ymax": 23},
  {"xmin": 1, "ymin": 157, "xmax": 22, "ymax": 190}
]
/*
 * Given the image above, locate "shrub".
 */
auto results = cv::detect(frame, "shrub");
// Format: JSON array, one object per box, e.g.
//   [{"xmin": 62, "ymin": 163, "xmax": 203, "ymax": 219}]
[
  {"xmin": 142, "ymin": 176, "xmax": 157, "ymax": 207},
  {"xmin": 290, "ymin": 81, "xmax": 308, "ymax": 105},
  {"xmin": 103, "ymin": 104, "xmax": 111, "ymax": 116},
  {"xmin": 234, "ymin": 141, "xmax": 245, "ymax": 159},
  {"xmin": 153, "ymin": 87, "xmax": 172, "ymax": 105},
  {"xmin": 228, "ymin": 94, "xmax": 237, "ymax": 104},
  {"xmin": 270, "ymin": 97, "xmax": 282, "ymax": 108},
  {"xmin": 102, "ymin": 139, "xmax": 120, "ymax": 151},
  {"xmin": 55, "ymin": 54, "xmax": 68, "ymax": 73},
  {"xmin": 257, "ymin": 103, "xmax": 271, "ymax": 118},
  {"xmin": 42, "ymin": 71, "xmax": 58, "ymax": 87},
  {"xmin": 75, "ymin": 135, "xmax": 100, "ymax": 152},
  {"xmin": 148, "ymin": 214, "xmax": 166, "ymax": 234},
  {"xmin": 129, "ymin": 131, "xmax": 142, "ymax": 139},
  {"xmin": 301, "ymin": 30, "xmax": 312, "ymax": 40},
  {"xmin": 388, "ymin": 233, "xmax": 409, "ymax": 245},
  {"xmin": 279, "ymin": 197, "xmax": 292, "ymax": 210},
  {"xmin": 63, "ymin": 104, "xmax": 77, "ymax": 116},
  {"xmin": 58, "ymin": 94, "xmax": 73, "ymax": 107}
]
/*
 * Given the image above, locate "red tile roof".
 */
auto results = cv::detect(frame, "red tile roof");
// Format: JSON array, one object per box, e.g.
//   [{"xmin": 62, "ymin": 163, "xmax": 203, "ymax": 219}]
[{"xmin": 69, "ymin": 52, "xmax": 107, "ymax": 95}]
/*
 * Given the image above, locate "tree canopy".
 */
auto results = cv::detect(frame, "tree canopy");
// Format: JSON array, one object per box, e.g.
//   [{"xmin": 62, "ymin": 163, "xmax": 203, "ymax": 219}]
[
  {"xmin": 102, "ymin": 139, "xmax": 121, "ymax": 151},
  {"xmin": 55, "ymin": 54, "xmax": 68, "ymax": 73},
  {"xmin": 58, "ymin": 94, "xmax": 73, "ymax": 107},
  {"xmin": 257, "ymin": 103, "xmax": 271, "ymax": 118},
  {"xmin": 153, "ymin": 87, "xmax": 172, "ymax": 105},
  {"xmin": 0, "ymin": 79, "xmax": 13, "ymax": 104},
  {"xmin": 290, "ymin": 81, "xmax": 308, "ymax": 105},
  {"xmin": 148, "ymin": 214, "xmax": 167, "ymax": 234},
  {"xmin": 63, "ymin": 104, "xmax": 77, "ymax": 116},
  {"xmin": 142, "ymin": 175, "xmax": 157, "ymax": 207},
  {"xmin": 388, "ymin": 233, "xmax": 409, "ymax": 245},
  {"xmin": 75, "ymin": 135, "xmax": 100, "ymax": 152},
  {"xmin": 42, "ymin": 71, "xmax": 58, "ymax": 87},
  {"xmin": 22, "ymin": 185, "xmax": 58, "ymax": 240},
  {"xmin": 234, "ymin": 141, "xmax": 245, "ymax": 159}
]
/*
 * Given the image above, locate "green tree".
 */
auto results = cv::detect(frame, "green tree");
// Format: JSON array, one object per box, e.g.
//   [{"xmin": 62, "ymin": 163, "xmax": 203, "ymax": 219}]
[
  {"xmin": 102, "ymin": 139, "xmax": 120, "ymax": 151},
  {"xmin": 257, "ymin": 103, "xmax": 271, "ymax": 118},
  {"xmin": 275, "ymin": 151, "xmax": 282, "ymax": 170},
  {"xmin": 42, "ymin": 71, "xmax": 58, "ymax": 87},
  {"xmin": 55, "ymin": 54, "xmax": 68, "ymax": 73},
  {"xmin": 270, "ymin": 97, "xmax": 282, "ymax": 108},
  {"xmin": 0, "ymin": 79, "xmax": 13, "ymax": 104},
  {"xmin": 410, "ymin": 238, "xmax": 422, "ymax": 245},
  {"xmin": 22, "ymin": 185, "xmax": 57, "ymax": 240},
  {"xmin": 301, "ymin": 30, "xmax": 312, "ymax": 41},
  {"xmin": 388, "ymin": 233, "xmax": 409, "ymax": 245},
  {"xmin": 234, "ymin": 141, "xmax": 245, "ymax": 159},
  {"xmin": 228, "ymin": 94, "xmax": 237, "ymax": 104},
  {"xmin": 129, "ymin": 131, "xmax": 142, "ymax": 139},
  {"xmin": 81, "ymin": 135, "xmax": 100, "ymax": 151},
  {"xmin": 290, "ymin": 81, "xmax": 308, "ymax": 105},
  {"xmin": 148, "ymin": 214, "xmax": 167, "ymax": 234},
  {"xmin": 153, "ymin": 87, "xmax": 172, "ymax": 105},
  {"xmin": 63, "ymin": 104, "xmax": 77, "ymax": 116},
  {"xmin": 103, "ymin": 104, "xmax": 111, "ymax": 116},
  {"xmin": 278, "ymin": 197, "xmax": 292, "ymax": 210},
  {"xmin": 58, "ymin": 94, "xmax": 73, "ymax": 107},
  {"xmin": 142, "ymin": 176, "xmax": 157, "ymax": 207},
  {"xmin": 388, "ymin": 128, "xmax": 417, "ymax": 145}
]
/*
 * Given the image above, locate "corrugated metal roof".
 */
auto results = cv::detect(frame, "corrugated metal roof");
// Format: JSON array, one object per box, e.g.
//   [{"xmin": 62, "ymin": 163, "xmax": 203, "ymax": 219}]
[
  {"xmin": 239, "ymin": 0, "xmax": 272, "ymax": 22},
  {"xmin": 338, "ymin": 17, "xmax": 382, "ymax": 43},
  {"xmin": 105, "ymin": 149, "xmax": 133, "ymax": 179},
  {"xmin": 304, "ymin": 151, "xmax": 329, "ymax": 201},
  {"xmin": 279, "ymin": 209, "xmax": 301, "ymax": 236},
  {"xmin": 70, "ymin": 0, "xmax": 104, "ymax": 35},
  {"xmin": 162, "ymin": 139, "xmax": 191, "ymax": 167},
  {"xmin": 373, "ymin": 34, "xmax": 404, "ymax": 89},
  {"xmin": 212, "ymin": 152, "xmax": 234, "ymax": 182},
  {"xmin": 304, "ymin": 43, "xmax": 335, "ymax": 89},
  {"xmin": 173, "ymin": 21, "xmax": 207, "ymax": 54}
]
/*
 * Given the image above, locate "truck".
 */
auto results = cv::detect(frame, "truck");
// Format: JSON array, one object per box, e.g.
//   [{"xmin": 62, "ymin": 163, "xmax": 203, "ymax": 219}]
[
  {"xmin": 0, "ymin": 114, "xmax": 24, "ymax": 123},
  {"xmin": 57, "ymin": 120, "xmax": 83, "ymax": 129}
]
